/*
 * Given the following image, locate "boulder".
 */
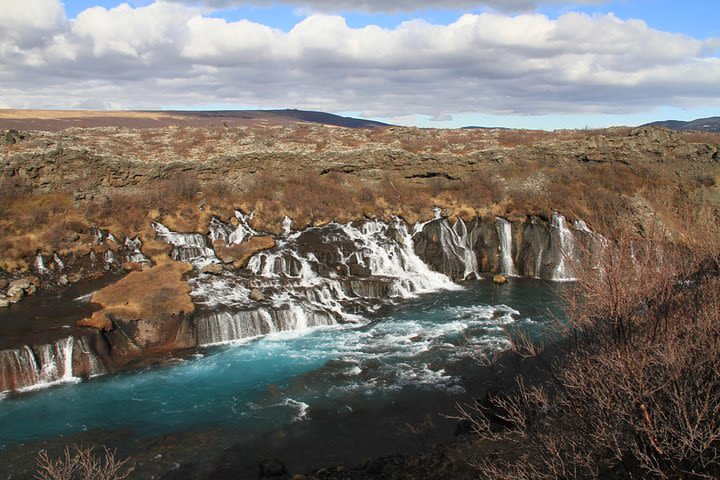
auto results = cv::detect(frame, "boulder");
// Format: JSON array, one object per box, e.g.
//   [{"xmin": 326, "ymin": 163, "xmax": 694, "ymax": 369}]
[
  {"xmin": 201, "ymin": 263, "xmax": 224, "ymax": 275},
  {"xmin": 0, "ymin": 295, "xmax": 9, "ymax": 308},
  {"xmin": 493, "ymin": 274, "xmax": 508, "ymax": 285},
  {"xmin": 6, "ymin": 287, "xmax": 24, "ymax": 303},
  {"xmin": 58, "ymin": 275, "xmax": 69, "ymax": 286},
  {"xmin": 249, "ymin": 288, "xmax": 265, "ymax": 302},
  {"xmin": 4, "ymin": 129, "xmax": 25, "ymax": 144},
  {"xmin": 8, "ymin": 278, "xmax": 31, "ymax": 291},
  {"xmin": 0, "ymin": 279, "xmax": 8, "ymax": 291}
]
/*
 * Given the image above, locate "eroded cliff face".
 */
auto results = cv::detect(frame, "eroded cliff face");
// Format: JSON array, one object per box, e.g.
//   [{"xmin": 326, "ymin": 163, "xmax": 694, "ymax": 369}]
[
  {"xmin": 0, "ymin": 210, "xmax": 601, "ymax": 393},
  {"xmin": 1, "ymin": 125, "xmax": 718, "ymax": 239}
]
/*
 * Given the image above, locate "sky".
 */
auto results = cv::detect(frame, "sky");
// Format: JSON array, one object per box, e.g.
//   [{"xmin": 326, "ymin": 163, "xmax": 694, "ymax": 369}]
[{"xmin": 0, "ymin": 0, "xmax": 718, "ymax": 129}]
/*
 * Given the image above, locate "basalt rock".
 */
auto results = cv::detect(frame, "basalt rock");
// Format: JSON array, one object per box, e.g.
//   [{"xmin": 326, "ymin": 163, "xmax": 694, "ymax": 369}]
[
  {"xmin": 213, "ymin": 236, "xmax": 276, "ymax": 269},
  {"xmin": 201, "ymin": 263, "xmax": 224, "ymax": 275},
  {"xmin": 249, "ymin": 288, "xmax": 265, "ymax": 301}
]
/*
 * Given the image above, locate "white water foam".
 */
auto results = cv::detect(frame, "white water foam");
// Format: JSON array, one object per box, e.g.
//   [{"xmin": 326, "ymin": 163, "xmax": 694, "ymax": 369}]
[{"xmin": 551, "ymin": 213, "xmax": 577, "ymax": 281}]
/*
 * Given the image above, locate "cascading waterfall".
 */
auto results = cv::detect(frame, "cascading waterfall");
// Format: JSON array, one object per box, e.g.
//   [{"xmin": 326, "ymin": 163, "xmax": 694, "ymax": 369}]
[
  {"xmin": 282, "ymin": 216, "xmax": 293, "ymax": 236},
  {"xmin": 496, "ymin": 218, "xmax": 517, "ymax": 276},
  {"xmin": 342, "ymin": 218, "xmax": 458, "ymax": 296},
  {"xmin": 52, "ymin": 253, "xmax": 64, "ymax": 270},
  {"xmin": 527, "ymin": 218, "xmax": 548, "ymax": 279},
  {"xmin": 0, "ymin": 337, "xmax": 105, "ymax": 393},
  {"xmin": 413, "ymin": 217, "xmax": 481, "ymax": 280},
  {"xmin": 124, "ymin": 237, "xmax": 150, "ymax": 264},
  {"xmin": 35, "ymin": 253, "xmax": 49, "ymax": 275},
  {"xmin": 153, "ymin": 222, "xmax": 215, "ymax": 263},
  {"xmin": 179, "ymin": 216, "xmax": 459, "ymax": 346},
  {"xmin": 550, "ymin": 213, "xmax": 576, "ymax": 281}
]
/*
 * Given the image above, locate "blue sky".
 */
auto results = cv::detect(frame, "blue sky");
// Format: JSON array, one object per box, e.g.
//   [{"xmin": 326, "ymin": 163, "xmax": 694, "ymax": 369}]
[
  {"xmin": 61, "ymin": 1, "xmax": 719, "ymax": 39},
  {"xmin": 3, "ymin": 0, "xmax": 719, "ymax": 129}
]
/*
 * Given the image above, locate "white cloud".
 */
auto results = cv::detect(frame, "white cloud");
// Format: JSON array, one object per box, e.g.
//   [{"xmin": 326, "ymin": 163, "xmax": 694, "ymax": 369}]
[
  {"xmin": 0, "ymin": 0, "xmax": 719, "ymax": 119},
  {"xmin": 0, "ymin": 0, "xmax": 65, "ymax": 48},
  {"xmin": 167, "ymin": 0, "xmax": 608, "ymax": 13}
]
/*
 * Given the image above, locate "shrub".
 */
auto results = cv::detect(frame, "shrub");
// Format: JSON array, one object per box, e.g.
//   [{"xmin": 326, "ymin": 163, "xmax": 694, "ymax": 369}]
[
  {"xmin": 461, "ymin": 232, "xmax": 720, "ymax": 480},
  {"xmin": 695, "ymin": 174, "xmax": 716, "ymax": 187},
  {"xmin": 35, "ymin": 444, "xmax": 134, "ymax": 480}
]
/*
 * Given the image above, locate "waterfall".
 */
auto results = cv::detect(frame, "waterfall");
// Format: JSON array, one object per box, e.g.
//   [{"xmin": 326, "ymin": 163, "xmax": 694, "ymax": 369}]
[
  {"xmin": 92, "ymin": 227, "xmax": 105, "ymax": 244},
  {"xmin": 194, "ymin": 307, "xmax": 337, "ymax": 346},
  {"xmin": 413, "ymin": 217, "xmax": 480, "ymax": 280},
  {"xmin": 0, "ymin": 346, "xmax": 40, "ymax": 392},
  {"xmin": 496, "ymin": 218, "xmax": 516, "ymax": 276},
  {"xmin": 341, "ymin": 218, "xmax": 458, "ymax": 295},
  {"xmin": 573, "ymin": 219, "xmax": 592, "ymax": 233},
  {"xmin": 53, "ymin": 253, "xmax": 64, "ymax": 270},
  {"xmin": 153, "ymin": 222, "xmax": 215, "ymax": 263},
  {"xmin": 550, "ymin": 213, "xmax": 576, "ymax": 281},
  {"xmin": 124, "ymin": 237, "xmax": 150, "ymax": 264},
  {"xmin": 188, "ymin": 217, "xmax": 458, "ymax": 346},
  {"xmin": 282, "ymin": 216, "xmax": 293, "ymax": 236},
  {"xmin": 35, "ymin": 253, "xmax": 49, "ymax": 275},
  {"xmin": 0, "ymin": 337, "xmax": 105, "ymax": 393},
  {"xmin": 208, "ymin": 212, "xmax": 258, "ymax": 246}
]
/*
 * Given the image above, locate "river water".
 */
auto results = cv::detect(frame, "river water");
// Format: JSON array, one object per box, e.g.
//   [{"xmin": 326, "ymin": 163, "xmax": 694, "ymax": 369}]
[{"xmin": 0, "ymin": 278, "xmax": 562, "ymax": 479}]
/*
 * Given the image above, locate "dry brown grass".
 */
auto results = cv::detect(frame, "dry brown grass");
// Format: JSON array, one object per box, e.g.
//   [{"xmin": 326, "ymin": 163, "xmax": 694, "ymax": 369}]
[
  {"xmin": 497, "ymin": 130, "xmax": 556, "ymax": 147},
  {"xmin": 679, "ymin": 131, "xmax": 720, "ymax": 144},
  {"xmin": 80, "ymin": 261, "xmax": 194, "ymax": 330}
]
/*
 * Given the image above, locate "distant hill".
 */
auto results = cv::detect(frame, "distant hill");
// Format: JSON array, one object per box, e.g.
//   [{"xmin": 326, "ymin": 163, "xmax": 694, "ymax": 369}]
[
  {"xmin": 462, "ymin": 126, "xmax": 510, "ymax": 130},
  {"xmin": 170, "ymin": 109, "xmax": 392, "ymax": 129},
  {"xmin": 642, "ymin": 117, "xmax": 720, "ymax": 132},
  {"xmin": 0, "ymin": 109, "xmax": 391, "ymax": 131}
]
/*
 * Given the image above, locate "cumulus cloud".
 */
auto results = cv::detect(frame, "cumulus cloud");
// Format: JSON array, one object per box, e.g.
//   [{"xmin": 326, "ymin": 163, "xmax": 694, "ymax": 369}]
[
  {"xmin": 1, "ymin": 0, "xmax": 719, "ymax": 119},
  {"xmin": 0, "ymin": 0, "xmax": 65, "ymax": 48},
  {"xmin": 168, "ymin": 0, "xmax": 608, "ymax": 14}
]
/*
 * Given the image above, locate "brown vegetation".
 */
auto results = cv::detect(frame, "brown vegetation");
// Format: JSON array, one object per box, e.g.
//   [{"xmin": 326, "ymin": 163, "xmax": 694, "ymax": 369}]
[
  {"xmin": 461, "ymin": 233, "xmax": 720, "ymax": 479},
  {"xmin": 79, "ymin": 261, "xmax": 194, "ymax": 330},
  {"xmin": 35, "ymin": 444, "xmax": 133, "ymax": 480}
]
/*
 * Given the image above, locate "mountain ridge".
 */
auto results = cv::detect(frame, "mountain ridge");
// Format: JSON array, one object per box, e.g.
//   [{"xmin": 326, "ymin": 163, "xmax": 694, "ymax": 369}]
[{"xmin": 642, "ymin": 116, "xmax": 720, "ymax": 132}]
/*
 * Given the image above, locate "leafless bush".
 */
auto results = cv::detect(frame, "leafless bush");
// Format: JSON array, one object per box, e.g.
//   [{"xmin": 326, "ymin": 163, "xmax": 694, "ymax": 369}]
[
  {"xmin": 461, "ymin": 232, "xmax": 720, "ymax": 479},
  {"xmin": 35, "ymin": 444, "xmax": 134, "ymax": 480},
  {"xmin": 695, "ymin": 174, "xmax": 716, "ymax": 187},
  {"xmin": 162, "ymin": 172, "xmax": 200, "ymax": 202}
]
